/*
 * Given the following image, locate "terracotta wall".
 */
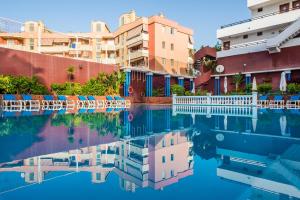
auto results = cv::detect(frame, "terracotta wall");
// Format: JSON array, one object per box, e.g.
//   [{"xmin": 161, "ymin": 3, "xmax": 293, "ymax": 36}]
[{"xmin": 0, "ymin": 47, "xmax": 118, "ymax": 88}]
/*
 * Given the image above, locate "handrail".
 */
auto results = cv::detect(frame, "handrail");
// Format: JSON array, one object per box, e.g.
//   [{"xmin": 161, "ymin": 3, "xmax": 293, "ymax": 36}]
[
  {"xmin": 220, "ymin": 7, "xmax": 300, "ymax": 29},
  {"xmin": 230, "ymin": 39, "xmax": 267, "ymax": 49}
]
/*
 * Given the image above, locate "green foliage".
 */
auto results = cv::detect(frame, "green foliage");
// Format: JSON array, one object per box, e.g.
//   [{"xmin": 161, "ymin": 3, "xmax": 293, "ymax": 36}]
[
  {"xmin": 66, "ymin": 65, "xmax": 75, "ymax": 81},
  {"xmin": 0, "ymin": 75, "xmax": 49, "ymax": 95},
  {"xmin": 287, "ymin": 83, "xmax": 300, "ymax": 94},
  {"xmin": 152, "ymin": 88, "xmax": 164, "ymax": 97},
  {"xmin": 51, "ymin": 82, "xmax": 82, "ymax": 95},
  {"xmin": 185, "ymin": 90, "xmax": 194, "ymax": 96},
  {"xmin": 171, "ymin": 84, "xmax": 185, "ymax": 96},
  {"xmin": 232, "ymin": 73, "xmax": 244, "ymax": 92},
  {"xmin": 196, "ymin": 89, "xmax": 208, "ymax": 96},
  {"xmin": 257, "ymin": 83, "xmax": 272, "ymax": 94},
  {"xmin": 51, "ymin": 71, "xmax": 125, "ymax": 96},
  {"xmin": 202, "ymin": 57, "xmax": 217, "ymax": 71},
  {"xmin": 245, "ymin": 83, "xmax": 252, "ymax": 94}
]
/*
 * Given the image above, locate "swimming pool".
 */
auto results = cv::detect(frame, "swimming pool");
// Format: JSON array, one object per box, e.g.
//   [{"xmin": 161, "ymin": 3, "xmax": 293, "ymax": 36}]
[{"xmin": 0, "ymin": 105, "xmax": 300, "ymax": 199}]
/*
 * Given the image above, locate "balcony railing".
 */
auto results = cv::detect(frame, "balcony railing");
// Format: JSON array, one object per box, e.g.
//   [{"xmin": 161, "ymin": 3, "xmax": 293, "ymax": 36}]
[
  {"xmin": 126, "ymin": 33, "xmax": 149, "ymax": 47},
  {"xmin": 229, "ymin": 39, "xmax": 267, "ymax": 50},
  {"xmin": 129, "ymin": 49, "xmax": 149, "ymax": 60},
  {"xmin": 220, "ymin": 7, "xmax": 300, "ymax": 29},
  {"xmin": 0, "ymin": 44, "xmax": 31, "ymax": 51}
]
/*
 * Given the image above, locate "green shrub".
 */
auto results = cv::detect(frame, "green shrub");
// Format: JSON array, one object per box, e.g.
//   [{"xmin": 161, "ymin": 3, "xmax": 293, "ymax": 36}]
[
  {"xmin": 171, "ymin": 84, "xmax": 185, "ymax": 96},
  {"xmin": 196, "ymin": 89, "xmax": 208, "ymax": 96},
  {"xmin": 245, "ymin": 83, "xmax": 252, "ymax": 94},
  {"xmin": 0, "ymin": 75, "xmax": 49, "ymax": 95},
  {"xmin": 287, "ymin": 83, "xmax": 300, "ymax": 94},
  {"xmin": 51, "ymin": 82, "xmax": 82, "ymax": 95},
  {"xmin": 184, "ymin": 90, "xmax": 194, "ymax": 96},
  {"xmin": 257, "ymin": 83, "xmax": 272, "ymax": 94},
  {"xmin": 152, "ymin": 88, "xmax": 164, "ymax": 97}
]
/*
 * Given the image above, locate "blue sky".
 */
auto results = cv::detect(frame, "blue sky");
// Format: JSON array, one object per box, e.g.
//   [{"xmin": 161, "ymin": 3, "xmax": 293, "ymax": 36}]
[{"xmin": 1, "ymin": 0, "xmax": 250, "ymax": 49}]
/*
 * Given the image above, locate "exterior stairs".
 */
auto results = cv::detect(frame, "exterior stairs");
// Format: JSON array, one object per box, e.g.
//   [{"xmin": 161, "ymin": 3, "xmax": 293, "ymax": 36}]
[{"xmin": 267, "ymin": 17, "xmax": 300, "ymax": 53}]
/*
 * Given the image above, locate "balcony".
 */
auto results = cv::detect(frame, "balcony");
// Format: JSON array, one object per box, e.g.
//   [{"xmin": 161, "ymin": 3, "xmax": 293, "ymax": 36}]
[
  {"xmin": 126, "ymin": 33, "xmax": 149, "ymax": 47},
  {"xmin": 129, "ymin": 49, "xmax": 149, "ymax": 60},
  {"xmin": 77, "ymin": 45, "xmax": 92, "ymax": 51},
  {"xmin": 0, "ymin": 44, "xmax": 30, "ymax": 51},
  {"xmin": 218, "ymin": 8, "xmax": 300, "ymax": 39},
  {"xmin": 97, "ymin": 44, "xmax": 116, "ymax": 51},
  {"xmin": 40, "ymin": 46, "xmax": 70, "ymax": 53}
]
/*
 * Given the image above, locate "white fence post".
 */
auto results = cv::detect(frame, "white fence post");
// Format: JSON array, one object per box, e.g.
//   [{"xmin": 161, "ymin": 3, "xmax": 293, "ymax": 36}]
[{"xmin": 252, "ymin": 91, "xmax": 258, "ymax": 107}]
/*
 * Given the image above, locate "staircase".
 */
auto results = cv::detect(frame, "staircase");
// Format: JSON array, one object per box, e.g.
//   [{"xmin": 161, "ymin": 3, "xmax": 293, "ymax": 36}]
[
  {"xmin": 194, "ymin": 71, "xmax": 212, "ymax": 87},
  {"xmin": 267, "ymin": 17, "xmax": 300, "ymax": 53}
]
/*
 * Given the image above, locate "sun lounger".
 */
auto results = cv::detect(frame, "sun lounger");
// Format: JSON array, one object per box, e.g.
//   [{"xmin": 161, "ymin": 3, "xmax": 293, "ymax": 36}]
[
  {"xmin": 57, "ymin": 95, "xmax": 75, "ymax": 110},
  {"xmin": 42, "ymin": 95, "xmax": 62, "ymax": 110},
  {"xmin": 257, "ymin": 95, "xmax": 269, "ymax": 107},
  {"xmin": 1, "ymin": 94, "xmax": 22, "ymax": 111},
  {"xmin": 286, "ymin": 95, "xmax": 300, "ymax": 109},
  {"xmin": 269, "ymin": 95, "xmax": 284, "ymax": 108}
]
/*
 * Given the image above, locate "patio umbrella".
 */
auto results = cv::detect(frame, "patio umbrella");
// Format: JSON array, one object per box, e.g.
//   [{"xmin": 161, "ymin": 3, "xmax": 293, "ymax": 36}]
[
  {"xmin": 280, "ymin": 72, "xmax": 287, "ymax": 92},
  {"xmin": 252, "ymin": 118, "xmax": 257, "ymax": 132},
  {"xmin": 224, "ymin": 115, "xmax": 228, "ymax": 130},
  {"xmin": 280, "ymin": 115, "xmax": 289, "ymax": 136},
  {"xmin": 224, "ymin": 77, "xmax": 228, "ymax": 94},
  {"xmin": 252, "ymin": 77, "xmax": 257, "ymax": 91}
]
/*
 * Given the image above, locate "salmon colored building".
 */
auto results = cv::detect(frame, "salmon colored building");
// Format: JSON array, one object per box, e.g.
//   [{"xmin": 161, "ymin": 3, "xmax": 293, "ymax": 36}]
[{"xmin": 0, "ymin": 11, "xmax": 195, "ymax": 97}]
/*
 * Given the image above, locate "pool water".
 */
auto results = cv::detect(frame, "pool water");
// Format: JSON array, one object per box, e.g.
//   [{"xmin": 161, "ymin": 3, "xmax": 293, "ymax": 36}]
[{"xmin": 0, "ymin": 105, "xmax": 300, "ymax": 200}]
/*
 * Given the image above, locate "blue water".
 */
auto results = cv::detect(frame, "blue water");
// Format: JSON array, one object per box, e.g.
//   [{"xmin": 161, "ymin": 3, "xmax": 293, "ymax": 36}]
[{"xmin": 0, "ymin": 105, "xmax": 300, "ymax": 200}]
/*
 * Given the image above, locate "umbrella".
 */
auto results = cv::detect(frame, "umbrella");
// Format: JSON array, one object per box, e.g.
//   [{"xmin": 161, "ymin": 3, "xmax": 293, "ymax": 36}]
[
  {"xmin": 252, "ymin": 77, "xmax": 257, "ymax": 91},
  {"xmin": 224, "ymin": 77, "xmax": 228, "ymax": 94},
  {"xmin": 224, "ymin": 115, "xmax": 228, "ymax": 130},
  {"xmin": 280, "ymin": 115, "xmax": 289, "ymax": 136},
  {"xmin": 252, "ymin": 118, "xmax": 257, "ymax": 132},
  {"xmin": 280, "ymin": 72, "xmax": 287, "ymax": 92}
]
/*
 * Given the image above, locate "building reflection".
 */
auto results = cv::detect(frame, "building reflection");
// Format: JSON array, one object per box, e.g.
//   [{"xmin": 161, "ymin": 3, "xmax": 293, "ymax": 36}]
[
  {"xmin": 0, "ymin": 131, "xmax": 194, "ymax": 192},
  {"xmin": 190, "ymin": 107, "xmax": 300, "ymax": 199}
]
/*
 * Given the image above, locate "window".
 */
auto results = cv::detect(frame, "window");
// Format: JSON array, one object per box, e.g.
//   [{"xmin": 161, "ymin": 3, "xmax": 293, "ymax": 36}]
[
  {"xmin": 257, "ymin": 7, "xmax": 263, "ymax": 12},
  {"xmin": 162, "ymin": 171, "xmax": 166, "ymax": 179},
  {"xmin": 29, "ymin": 38, "xmax": 34, "ymax": 50},
  {"xmin": 162, "ymin": 58, "xmax": 166, "ymax": 65},
  {"xmin": 257, "ymin": 32, "xmax": 263, "ymax": 36},
  {"xmin": 162, "ymin": 139, "xmax": 166, "ymax": 147},
  {"xmin": 162, "ymin": 25, "xmax": 166, "ymax": 33},
  {"xmin": 96, "ymin": 173, "xmax": 101, "ymax": 181},
  {"xmin": 170, "ymin": 43, "xmax": 174, "ymax": 50},
  {"xmin": 162, "ymin": 156, "xmax": 166, "ymax": 163},
  {"xmin": 293, "ymin": 0, "xmax": 300, "ymax": 9},
  {"xmin": 170, "ymin": 170, "xmax": 174, "ymax": 177},
  {"xmin": 280, "ymin": 3, "xmax": 290, "ymax": 13},
  {"xmin": 162, "ymin": 41, "xmax": 165, "ymax": 49},
  {"xmin": 29, "ymin": 173, "xmax": 35, "ymax": 181},
  {"xmin": 171, "ymin": 59, "xmax": 174, "ymax": 66},
  {"xmin": 29, "ymin": 23, "xmax": 34, "ymax": 32},
  {"xmin": 170, "ymin": 28, "xmax": 175, "ymax": 35},
  {"xmin": 243, "ymin": 35, "xmax": 248, "ymax": 39},
  {"xmin": 170, "ymin": 138, "xmax": 174, "ymax": 146},
  {"xmin": 171, "ymin": 154, "xmax": 174, "ymax": 161},
  {"xmin": 96, "ymin": 23, "xmax": 102, "ymax": 32},
  {"xmin": 29, "ymin": 158, "xmax": 34, "ymax": 166},
  {"xmin": 223, "ymin": 41, "xmax": 230, "ymax": 50}
]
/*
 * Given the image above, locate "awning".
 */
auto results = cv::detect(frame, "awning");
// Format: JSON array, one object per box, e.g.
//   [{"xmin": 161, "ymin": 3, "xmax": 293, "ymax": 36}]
[
  {"xmin": 127, "ymin": 25, "xmax": 142, "ymax": 40},
  {"xmin": 127, "ymin": 40, "xmax": 148, "ymax": 48},
  {"xmin": 53, "ymin": 38, "xmax": 70, "ymax": 43}
]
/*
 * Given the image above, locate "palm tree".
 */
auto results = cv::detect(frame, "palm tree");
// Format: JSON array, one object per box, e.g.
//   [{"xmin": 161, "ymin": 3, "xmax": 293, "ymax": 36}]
[
  {"xmin": 201, "ymin": 57, "xmax": 217, "ymax": 72},
  {"xmin": 67, "ymin": 65, "xmax": 75, "ymax": 81},
  {"xmin": 232, "ymin": 73, "xmax": 244, "ymax": 92}
]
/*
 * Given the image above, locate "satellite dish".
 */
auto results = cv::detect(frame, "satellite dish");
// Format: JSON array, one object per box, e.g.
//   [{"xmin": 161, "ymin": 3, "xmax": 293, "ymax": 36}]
[{"xmin": 216, "ymin": 65, "xmax": 225, "ymax": 73}]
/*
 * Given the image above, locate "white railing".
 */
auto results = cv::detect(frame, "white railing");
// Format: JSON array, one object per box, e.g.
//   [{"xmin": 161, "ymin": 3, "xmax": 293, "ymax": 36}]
[
  {"xmin": 172, "ymin": 105, "xmax": 256, "ymax": 118},
  {"xmin": 172, "ymin": 93, "xmax": 257, "ymax": 107}
]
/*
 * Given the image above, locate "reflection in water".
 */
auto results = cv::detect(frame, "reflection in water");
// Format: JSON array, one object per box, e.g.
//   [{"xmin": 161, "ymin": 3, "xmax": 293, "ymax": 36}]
[{"xmin": 0, "ymin": 105, "xmax": 300, "ymax": 199}]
